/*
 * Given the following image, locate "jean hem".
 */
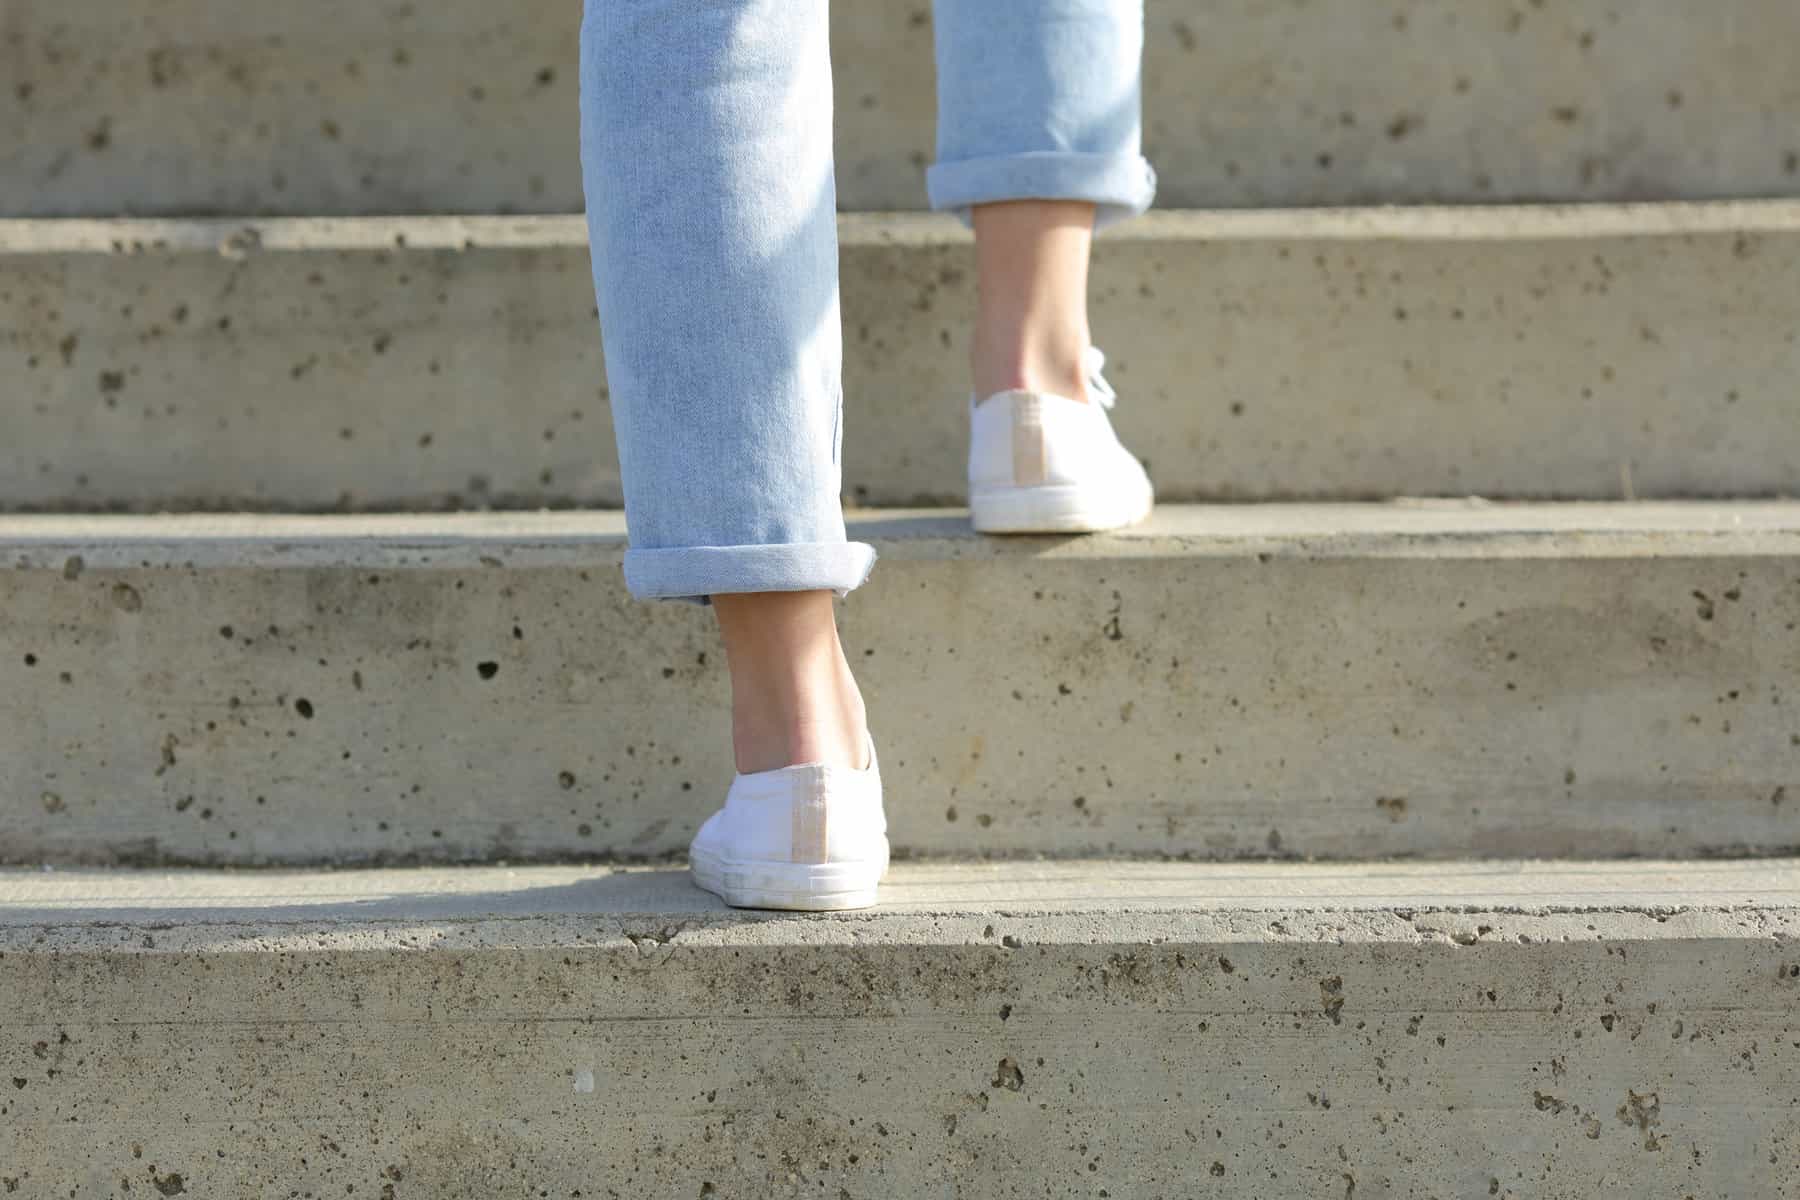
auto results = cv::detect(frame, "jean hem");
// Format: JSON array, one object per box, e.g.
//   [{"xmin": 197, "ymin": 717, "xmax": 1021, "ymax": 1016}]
[
  {"xmin": 623, "ymin": 541, "xmax": 878, "ymax": 604},
  {"xmin": 927, "ymin": 151, "xmax": 1157, "ymax": 229}
]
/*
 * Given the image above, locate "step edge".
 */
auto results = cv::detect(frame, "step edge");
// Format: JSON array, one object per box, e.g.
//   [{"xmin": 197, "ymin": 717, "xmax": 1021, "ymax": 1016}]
[
  {"xmin": 4, "ymin": 859, "xmax": 1798, "ymax": 948},
  {"xmin": 7, "ymin": 199, "xmax": 1800, "ymax": 255},
  {"xmin": 2, "ymin": 502, "xmax": 1798, "ymax": 569}
]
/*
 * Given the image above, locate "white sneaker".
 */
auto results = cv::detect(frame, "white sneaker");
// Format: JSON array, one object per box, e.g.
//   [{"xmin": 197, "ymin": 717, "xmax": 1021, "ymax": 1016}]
[
  {"xmin": 688, "ymin": 736, "xmax": 889, "ymax": 911},
  {"xmin": 967, "ymin": 346, "xmax": 1154, "ymax": 533}
]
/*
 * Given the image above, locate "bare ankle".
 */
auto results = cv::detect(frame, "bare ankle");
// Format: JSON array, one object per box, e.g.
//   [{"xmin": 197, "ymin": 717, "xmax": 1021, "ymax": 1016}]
[
  {"xmin": 712, "ymin": 591, "xmax": 869, "ymax": 773},
  {"xmin": 971, "ymin": 335, "xmax": 1089, "ymax": 402},
  {"xmin": 968, "ymin": 200, "xmax": 1097, "ymax": 404}
]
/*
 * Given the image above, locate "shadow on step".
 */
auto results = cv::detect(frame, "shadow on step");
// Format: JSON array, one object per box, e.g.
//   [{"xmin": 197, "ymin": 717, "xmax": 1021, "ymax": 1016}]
[{"xmin": 0, "ymin": 866, "xmax": 767, "ymax": 932}]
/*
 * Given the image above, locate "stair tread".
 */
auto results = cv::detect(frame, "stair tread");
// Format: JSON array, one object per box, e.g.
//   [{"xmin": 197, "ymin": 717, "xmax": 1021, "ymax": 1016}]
[
  {"xmin": 6, "ymin": 498, "xmax": 1799, "ymax": 866},
  {"xmin": 3, "ymin": 499, "xmax": 1799, "ymax": 567},
  {"xmin": 8, "ymin": 200, "xmax": 1800, "ymax": 253},
  {"xmin": 9, "ymin": 0, "xmax": 1800, "ymax": 217},
  {"xmin": 10, "ymin": 206, "xmax": 1800, "ymax": 510},
  {"xmin": 10, "ymin": 858, "xmax": 1795, "ymax": 1192},
  {"xmin": 5, "ymin": 859, "xmax": 1798, "ymax": 940}
]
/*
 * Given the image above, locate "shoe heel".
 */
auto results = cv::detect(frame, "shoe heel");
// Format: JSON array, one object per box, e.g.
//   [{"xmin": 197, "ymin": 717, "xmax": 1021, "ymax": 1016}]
[
  {"xmin": 691, "ymin": 849, "xmax": 888, "ymax": 912},
  {"xmin": 971, "ymin": 484, "xmax": 1143, "ymax": 533}
]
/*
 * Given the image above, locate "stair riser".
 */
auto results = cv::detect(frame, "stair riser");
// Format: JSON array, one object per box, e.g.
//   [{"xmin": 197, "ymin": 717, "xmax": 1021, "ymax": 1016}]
[
  {"xmin": 6, "ymin": 213, "xmax": 1800, "ymax": 509},
  {"xmin": 5, "ymin": 1, "xmax": 1799, "ymax": 216},
  {"xmin": 4, "ymin": 522, "xmax": 1796, "ymax": 864},
  {"xmin": 5, "ymin": 910, "xmax": 1796, "ymax": 1195}
]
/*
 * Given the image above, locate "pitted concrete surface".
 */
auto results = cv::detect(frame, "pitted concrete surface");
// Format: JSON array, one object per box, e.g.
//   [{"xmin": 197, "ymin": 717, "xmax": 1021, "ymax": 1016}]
[
  {"xmin": 4, "ymin": 858, "xmax": 1800, "ymax": 931},
  {"xmin": 11, "ymin": 201, "xmax": 1800, "ymax": 254},
  {"xmin": 3, "ymin": 862, "xmax": 1798, "ymax": 1197},
  {"xmin": 4, "ymin": 1, "xmax": 1800, "ymax": 216},
  {"xmin": 6, "ymin": 206, "xmax": 1800, "ymax": 510},
  {"xmin": 2, "ymin": 503, "xmax": 1798, "ymax": 866},
  {"xmin": 5, "ymin": 499, "xmax": 1800, "ymax": 563}
]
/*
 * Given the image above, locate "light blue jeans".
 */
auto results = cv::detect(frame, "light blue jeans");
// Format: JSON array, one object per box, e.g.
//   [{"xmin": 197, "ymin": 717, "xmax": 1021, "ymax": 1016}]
[{"xmin": 579, "ymin": 0, "xmax": 1154, "ymax": 602}]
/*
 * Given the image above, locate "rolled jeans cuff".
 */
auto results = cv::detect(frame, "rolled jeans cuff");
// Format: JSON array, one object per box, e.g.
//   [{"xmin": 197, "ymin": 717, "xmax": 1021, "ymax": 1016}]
[
  {"xmin": 927, "ymin": 150, "xmax": 1157, "ymax": 229},
  {"xmin": 622, "ymin": 540, "xmax": 878, "ymax": 604}
]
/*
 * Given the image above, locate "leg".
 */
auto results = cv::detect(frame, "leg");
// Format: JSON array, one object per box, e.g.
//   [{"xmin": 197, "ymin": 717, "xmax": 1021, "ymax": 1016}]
[
  {"xmin": 970, "ymin": 200, "xmax": 1097, "ymax": 401},
  {"xmin": 931, "ymin": 0, "xmax": 1153, "ymax": 403},
  {"xmin": 713, "ymin": 591, "xmax": 867, "ymax": 774},
  {"xmin": 578, "ymin": 0, "xmax": 869, "ymax": 771},
  {"xmin": 934, "ymin": 0, "xmax": 1156, "ymax": 533}
]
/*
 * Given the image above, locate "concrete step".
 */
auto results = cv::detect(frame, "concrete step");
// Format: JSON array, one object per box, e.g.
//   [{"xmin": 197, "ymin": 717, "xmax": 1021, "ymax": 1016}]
[
  {"xmin": 3, "ymin": 502, "xmax": 1798, "ymax": 866},
  {"xmin": 4, "ymin": 858, "xmax": 1798, "ymax": 1195},
  {"xmin": 5, "ymin": 0, "xmax": 1799, "ymax": 217},
  {"xmin": 5, "ymin": 204, "xmax": 1800, "ymax": 510}
]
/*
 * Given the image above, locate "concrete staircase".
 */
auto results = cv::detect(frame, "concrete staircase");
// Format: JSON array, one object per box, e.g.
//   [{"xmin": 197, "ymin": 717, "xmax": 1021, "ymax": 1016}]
[
  {"xmin": 8, "ymin": 0, "xmax": 1800, "ymax": 215},
  {"xmin": 4, "ymin": 2, "xmax": 1800, "ymax": 1196},
  {"xmin": 7, "ymin": 205, "xmax": 1800, "ymax": 510},
  {"xmin": 7, "ymin": 860, "xmax": 1800, "ymax": 1196}
]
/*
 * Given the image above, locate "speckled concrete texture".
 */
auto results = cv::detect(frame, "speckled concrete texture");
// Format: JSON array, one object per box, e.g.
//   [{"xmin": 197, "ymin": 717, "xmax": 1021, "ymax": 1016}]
[
  {"xmin": 4, "ymin": 205, "xmax": 1800, "ymax": 510},
  {"xmin": 2, "ymin": 503, "xmax": 1797, "ymax": 865},
  {"xmin": 7, "ymin": 857, "xmax": 1800, "ymax": 922},
  {"xmin": 4, "ymin": 1, "xmax": 1800, "ymax": 216},
  {"xmin": 9, "ymin": 2, "xmax": 1800, "ymax": 1192},
  {"xmin": 3, "ymin": 861, "xmax": 1798, "ymax": 1197}
]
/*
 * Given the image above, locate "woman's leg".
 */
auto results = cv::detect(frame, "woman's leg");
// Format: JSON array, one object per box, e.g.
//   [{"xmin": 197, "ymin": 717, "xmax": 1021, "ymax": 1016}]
[
  {"xmin": 713, "ymin": 591, "xmax": 866, "ymax": 774},
  {"xmin": 579, "ymin": 0, "xmax": 870, "ymax": 772},
  {"xmin": 970, "ymin": 200, "xmax": 1098, "ymax": 401},
  {"xmin": 930, "ymin": 0, "xmax": 1154, "ymax": 403}
]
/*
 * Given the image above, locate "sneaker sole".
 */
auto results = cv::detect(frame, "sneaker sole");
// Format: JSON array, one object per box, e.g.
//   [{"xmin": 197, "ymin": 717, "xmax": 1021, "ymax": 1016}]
[
  {"xmin": 969, "ymin": 483, "xmax": 1153, "ymax": 534},
  {"xmin": 689, "ymin": 845, "xmax": 889, "ymax": 912}
]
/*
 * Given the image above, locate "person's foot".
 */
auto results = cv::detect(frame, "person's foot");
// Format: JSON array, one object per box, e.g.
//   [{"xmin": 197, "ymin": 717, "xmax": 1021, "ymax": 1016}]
[
  {"xmin": 967, "ymin": 346, "xmax": 1154, "ymax": 534},
  {"xmin": 689, "ymin": 734, "xmax": 889, "ymax": 911}
]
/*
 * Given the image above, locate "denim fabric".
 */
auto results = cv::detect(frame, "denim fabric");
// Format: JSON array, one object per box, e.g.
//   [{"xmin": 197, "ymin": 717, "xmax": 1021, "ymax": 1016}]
[
  {"xmin": 579, "ymin": 0, "xmax": 1151, "ymax": 602},
  {"xmin": 930, "ymin": 0, "xmax": 1155, "ymax": 229}
]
